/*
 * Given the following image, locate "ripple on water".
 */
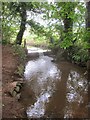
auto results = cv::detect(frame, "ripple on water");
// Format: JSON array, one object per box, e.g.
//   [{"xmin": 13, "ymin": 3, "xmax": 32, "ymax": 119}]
[
  {"xmin": 24, "ymin": 55, "xmax": 61, "ymax": 118},
  {"xmin": 24, "ymin": 51, "xmax": 88, "ymax": 118},
  {"xmin": 27, "ymin": 92, "xmax": 51, "ymax": 118}
]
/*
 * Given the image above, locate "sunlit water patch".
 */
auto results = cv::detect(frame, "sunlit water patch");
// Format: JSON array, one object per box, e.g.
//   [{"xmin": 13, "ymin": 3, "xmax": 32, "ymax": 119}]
[
  {"xmin": 64, "ymin": 70, "xmax": 88, "ymax": 118},
  {"xmin": 27, "ymin": 46, "xmax": 51, "ymax": 54},
  {"xmin": 66, "ymin": 71, "xmax": 88, "ymax": 103},
  {"xmin": 24, "ymin": 54, "xmax": 61, "ymax": 118},
  {"xmin": 27, "ymin": 92, "xmax": 51, "ymax": 118}
]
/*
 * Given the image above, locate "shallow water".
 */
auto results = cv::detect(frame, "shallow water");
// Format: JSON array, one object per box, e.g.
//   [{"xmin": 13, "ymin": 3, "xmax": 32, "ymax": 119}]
[{"xmin": 24, "ymin": 47, "xmax": 88, "ymax": 118}]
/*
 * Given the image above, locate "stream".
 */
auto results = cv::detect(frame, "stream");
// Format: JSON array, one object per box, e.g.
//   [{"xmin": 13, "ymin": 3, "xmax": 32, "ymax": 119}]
[{"xmin": 23, "ymin": 46, "xmax": 88, "ymax": 118}]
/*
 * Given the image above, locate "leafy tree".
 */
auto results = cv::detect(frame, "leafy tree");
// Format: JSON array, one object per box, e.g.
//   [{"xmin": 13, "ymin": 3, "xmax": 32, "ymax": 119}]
[
  {"xmin": 9, "ymin": 2, "xmax": 27, "ymax": 45},
  {"xmin": 41, "ymin": 2, "xmax": 89, "ymax": 64},
  {"xmin": 86, "ymin": 2, "xmax": 90, "ymax": 114},
  {"xmin": 2, "ymin": 2, "xmax": 20, "ymax": 44},
  {"xmin": 86, "ymin": 1, "xmax": 90, "ymax": 56},
  {"xmin": 2, "ymin": 2, "xmax": 89, "ymax": 66},
  {"xmin": 2, "ymin": 2, "xmax": 41, "ymax": 45}
]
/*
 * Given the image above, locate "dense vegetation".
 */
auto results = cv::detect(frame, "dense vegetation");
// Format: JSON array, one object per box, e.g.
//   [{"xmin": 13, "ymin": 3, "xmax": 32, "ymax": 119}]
[{"xmin": 1, "ymin": 2, "xmax": 90, "ymax": 67}]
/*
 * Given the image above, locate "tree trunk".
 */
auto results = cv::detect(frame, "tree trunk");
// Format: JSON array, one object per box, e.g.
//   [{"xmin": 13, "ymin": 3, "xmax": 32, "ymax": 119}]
[
  {"xmin": 63, "ymin": 5, "xmax": 74, "ymax": 60},
  {"xmin": 86, "ymin": 1, "xmax": 90, "ymax": 118},
  {"xmin": 63, "ymin": 3, "xmax": 75, "ymax": 37},
  {"xmin": 16, "ymin": 3, "xmax": 26, "ymax": 45},
  {"xmin": 64, "ymin": 14, "xmax": 73, "ymax": 33}
]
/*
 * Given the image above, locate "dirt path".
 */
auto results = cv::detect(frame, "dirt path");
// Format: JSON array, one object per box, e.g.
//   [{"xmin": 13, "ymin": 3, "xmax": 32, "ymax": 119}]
[{"xmin": 2, "ymin": 45, "xmax": 26, "ymax": 118}]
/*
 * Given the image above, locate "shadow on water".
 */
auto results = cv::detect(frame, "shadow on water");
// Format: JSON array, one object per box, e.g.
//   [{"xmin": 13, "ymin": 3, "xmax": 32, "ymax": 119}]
[{"xmin": 22, "ymin": 46, "xmax": 88, "ymax": 118}]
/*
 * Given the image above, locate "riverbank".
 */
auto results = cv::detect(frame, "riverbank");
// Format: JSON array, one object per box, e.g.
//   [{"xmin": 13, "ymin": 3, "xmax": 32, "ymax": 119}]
[
  {"xmin": 2, "ymin": 45, "xmax": 88, "ymax": 118},
  {"xmin": 2, "ymin": 45, "xmax": 27, "ymax": 118}
]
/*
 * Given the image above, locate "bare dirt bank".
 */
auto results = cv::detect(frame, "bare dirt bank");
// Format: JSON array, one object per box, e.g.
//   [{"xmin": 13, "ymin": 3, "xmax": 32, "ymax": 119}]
[{"xmin": 2, "ymin": 45, "xmax": 26, "ymax": 118}]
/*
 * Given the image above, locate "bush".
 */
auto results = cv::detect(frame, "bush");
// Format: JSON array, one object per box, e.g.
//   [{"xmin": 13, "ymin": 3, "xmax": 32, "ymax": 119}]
[{"xmin": 12, "ymin": 44, "xmax": 27, "ymax": 63}]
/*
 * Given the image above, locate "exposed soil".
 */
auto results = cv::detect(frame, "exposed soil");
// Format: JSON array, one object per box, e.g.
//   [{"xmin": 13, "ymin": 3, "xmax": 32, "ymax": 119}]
[{"xmin": 2, "ymin": 45, "xmax": 26, "ymax": 118}]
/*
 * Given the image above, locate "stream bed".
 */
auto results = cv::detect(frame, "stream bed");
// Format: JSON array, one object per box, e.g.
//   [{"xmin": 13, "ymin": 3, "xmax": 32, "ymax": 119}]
[{"xmin": 23, "ymin": 47, "xmax": 88, "ymax": 118}]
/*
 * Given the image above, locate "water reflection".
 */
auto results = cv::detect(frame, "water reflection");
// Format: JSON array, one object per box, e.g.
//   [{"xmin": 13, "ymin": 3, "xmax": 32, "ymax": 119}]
[
  {"xmin": 24, "ymin": 47, "xmax": 88, "ymax": 118},
  {"xmin": 24, "ymin": 54, "xmax": 61, "ymax": 118},
  {"xmin": 67, "ymin": 71, "xmax": 87, "ymax": 103},
  {"xmin": 27, "ymin": 92, "xmax": 50, "ymax": 118},
  {"xmin": 64, "ymin": 70, "xmax": 88, "ymax": 118}
]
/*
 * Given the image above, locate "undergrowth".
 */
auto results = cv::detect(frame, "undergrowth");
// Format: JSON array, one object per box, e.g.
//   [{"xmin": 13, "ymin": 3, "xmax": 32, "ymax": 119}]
[
  {"xmin": 12, "ymin": 44, "xmax": 27, "ymax": 77},
  {"xmin": 12, "ymin": 44, "xmax": 27, "ymax": 63}
]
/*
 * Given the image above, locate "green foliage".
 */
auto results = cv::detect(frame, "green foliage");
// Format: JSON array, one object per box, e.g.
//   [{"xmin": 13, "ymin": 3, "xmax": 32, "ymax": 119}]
[
  {"xmin": 2, "ymin": 3, "xmax": 20, "ymax": 44},
  {"xmin": 12, "ymin": 44, "xmax": 27, "ymax": 77},
  {"xmin": 12, "ymin": 44, "xmax": 27, "ymax": 62},
  {"xmin": 2, "ymin": 2, "xmax": 90, "ymax": 66},
  {"xmin": 15, "ymin": 64, "xmax": 24, "ymax": 77},
  {"xmin": 27, "ymin": 20, "xmax": 47, "ymax": 37},
  {"xmin": 72, "ymin": 47, "xmax": 89, "ymax": 63},
  {"xmin": 46, "ymin": 2, "xmax": 89, "ymax": 65},
  {"xmin": 24, "ymin": 31, "xmax": 48, "ymax": 48}
]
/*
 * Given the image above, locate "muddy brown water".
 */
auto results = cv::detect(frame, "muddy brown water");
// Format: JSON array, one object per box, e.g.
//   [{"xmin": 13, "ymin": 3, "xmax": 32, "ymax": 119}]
[{"xmin": 21, "ymin": 47, "xmax": 88, "ymax": 118}]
